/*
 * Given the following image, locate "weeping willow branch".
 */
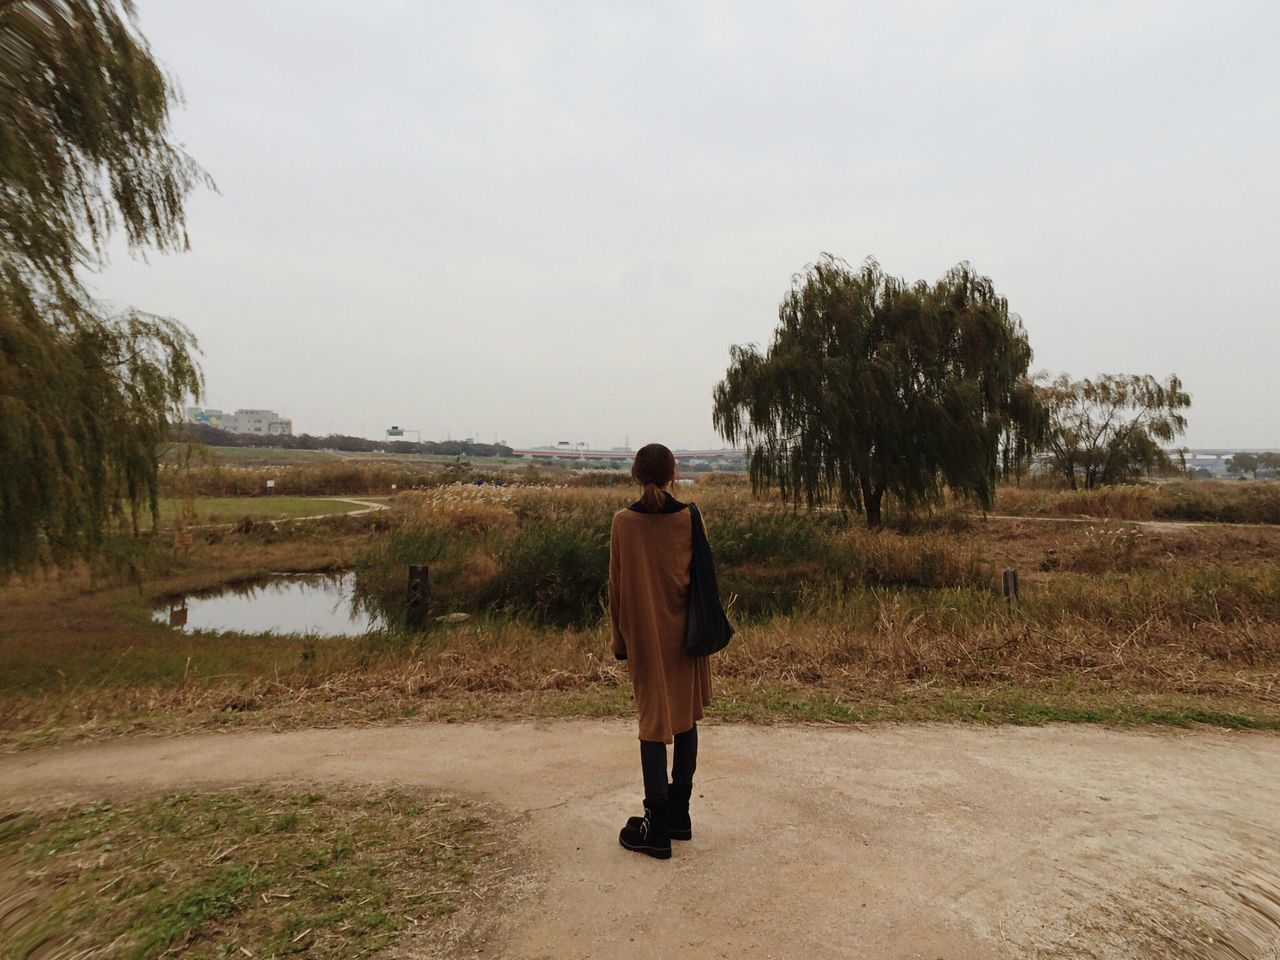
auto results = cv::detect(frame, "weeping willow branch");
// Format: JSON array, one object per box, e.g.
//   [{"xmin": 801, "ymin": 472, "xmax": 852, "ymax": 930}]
[{"xmin": 0, "ymin": 0, "xmax": 209, "ymax": 573}]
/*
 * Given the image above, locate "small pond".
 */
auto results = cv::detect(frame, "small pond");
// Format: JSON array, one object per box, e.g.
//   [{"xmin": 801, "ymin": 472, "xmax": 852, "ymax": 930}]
[{"xmin": 153, "ymin": 571, "xmax": 382, "ymax": 637}]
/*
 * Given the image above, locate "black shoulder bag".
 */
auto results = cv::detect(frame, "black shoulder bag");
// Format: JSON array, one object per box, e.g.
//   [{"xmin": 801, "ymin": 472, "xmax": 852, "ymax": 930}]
[{"xmin": 685, "ymin": 502, "xmax": 734, "ymax": 657}]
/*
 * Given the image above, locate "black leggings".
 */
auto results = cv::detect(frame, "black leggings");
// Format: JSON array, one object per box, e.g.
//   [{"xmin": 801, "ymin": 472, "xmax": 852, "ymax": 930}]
[{"xmin": 639, "ymin": 724, "xmax": 698, "ymax": 802}]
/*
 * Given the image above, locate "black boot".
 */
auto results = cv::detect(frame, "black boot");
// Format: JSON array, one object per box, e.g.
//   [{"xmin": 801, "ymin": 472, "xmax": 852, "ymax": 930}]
[
  {"xmin": 668, "ymin": 782, "xmax": 692, "ymax": 841},
  {"xmin": 619, "ymin": 797, "xmax": 671, "ymax": 860}
]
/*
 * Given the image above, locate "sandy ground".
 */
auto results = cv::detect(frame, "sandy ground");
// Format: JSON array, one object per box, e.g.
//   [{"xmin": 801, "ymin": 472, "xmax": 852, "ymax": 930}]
[{"xmin": 3, "ymin": 721, "xmax": 1280, "ymax": 959}]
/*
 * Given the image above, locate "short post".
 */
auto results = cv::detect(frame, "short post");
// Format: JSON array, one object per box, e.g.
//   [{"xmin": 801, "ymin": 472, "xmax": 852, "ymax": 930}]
[
  {"xmin": 1002, "ymin": 569, "xmax": 1020, "ymax": 607},
  {"xmin": 174, "ymin": 525, "xmax": 193, "ymax": 560},
  {"xmin": 406, "ymin": 564, "xmax": 430, "ymax": 631}
]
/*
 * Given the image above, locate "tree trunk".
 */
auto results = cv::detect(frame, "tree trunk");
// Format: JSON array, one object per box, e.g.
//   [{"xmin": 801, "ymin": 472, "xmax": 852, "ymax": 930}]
[{"xmin": 863, "ymin": 484, "xmax": 884, "ymax": 529}]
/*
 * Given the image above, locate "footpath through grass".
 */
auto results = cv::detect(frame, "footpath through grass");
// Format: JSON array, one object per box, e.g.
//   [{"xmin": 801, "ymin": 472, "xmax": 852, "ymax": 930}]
[
  {"xmin": 0, "ymin": 787, "xmax": 498, "ymax": 959},
  {"xmin": 154, "ymin": 496, "xmax": 368, "ymax": 528}
]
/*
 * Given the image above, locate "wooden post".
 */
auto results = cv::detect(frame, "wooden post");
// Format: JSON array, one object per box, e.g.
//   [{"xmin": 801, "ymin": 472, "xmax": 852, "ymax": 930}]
[
  {"xmin": 406, "ymin": 565, "xmax": 430, "ymax": 631},
  {"xmin": 1002, "ymin": 569, "xmax": 1020, "ymax": 607}
]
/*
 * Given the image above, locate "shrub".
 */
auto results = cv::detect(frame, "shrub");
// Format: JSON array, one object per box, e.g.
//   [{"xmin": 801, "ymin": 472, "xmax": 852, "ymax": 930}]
[
  {"xmin": 710, "ymin": 508, "xmax": 833, "ymax": 565},
  {"xmin": 356, "ymin": 485, "xmax": 994, "ymax": 625},
  {"xmin": 1155, "ymin": 482, "xmax": 1280, "ymax": 524},
  {"xmin": 567, "ymin": 470, "xmax": 630, "ymax": 488},
  {"xmin": 1061, "ymin": 523, "xmax": 1147, "ymax": 574},
  {"xmin": 486, "ymin": 512, "xmax": 610, "ymax": 625}
]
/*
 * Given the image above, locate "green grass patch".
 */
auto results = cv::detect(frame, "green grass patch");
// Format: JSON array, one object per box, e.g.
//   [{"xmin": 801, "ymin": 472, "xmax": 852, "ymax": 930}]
[
  {"xmin": 155, "ymin": 496, "xmax": 360, "ymax": 528},
  {"xmin": 0, "ymin": 787, "xmax": 495, "ymax": 959}
]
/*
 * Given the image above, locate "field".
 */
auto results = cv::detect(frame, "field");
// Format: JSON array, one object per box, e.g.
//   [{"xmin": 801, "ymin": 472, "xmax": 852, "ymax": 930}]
[
  {"xmin": 3, "ymin": 470, "xmax": 1279, "ymax": 750},
  {"xmin": 153, "ymin": 495, "xmax": 374, "ymax": 527},
  {"xmin": 166, "ymin": 443, "xmax": 565, "ymax": 469},
  {"xmin": 992, "ymin": 479, "xmax": 1280, "ymax": 525}
]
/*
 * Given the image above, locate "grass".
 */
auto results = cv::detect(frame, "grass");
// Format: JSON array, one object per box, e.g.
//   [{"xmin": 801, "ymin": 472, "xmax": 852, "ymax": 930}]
[
  {"xmin": 7, "ymin": 679, "xmax": 1275, "ymax": 754},
  {"xmin": 158, "ymin": 456, "xmax": 1280, "ymax": 525},
  {"xmin": 0, "ymin": 786, "xmax": 496, "ymax": 958},
  {"xmin": 354, "ymin": 485, "xmax": 989, "ymax": 625},
  {"xmin": 2, "ymin": 483, "xmax": 1280, "ymax": 748},
  {"xmin": 158, "ymin": 456, "xmax": 716, "ymax": 500},
  {"xmin": 169, "ymin": 445, "xmax": 347, "ymax": 465},
  {"xmin": 154, "ymin": 496, "xmax": 365, "ymax": 527},
  {"xmin": 992, "ymin": 479, "xmax": 1280, "ymax": 524},
  {"xmin": 173, "ymin": 444, "xmax": 535, "ymax": 467}
]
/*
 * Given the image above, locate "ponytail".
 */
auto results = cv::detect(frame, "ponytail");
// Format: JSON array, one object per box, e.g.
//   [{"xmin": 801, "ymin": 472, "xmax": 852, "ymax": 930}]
[{"xmin": 641, "ymin": 481, "xmax": 665, "ymax": 513}]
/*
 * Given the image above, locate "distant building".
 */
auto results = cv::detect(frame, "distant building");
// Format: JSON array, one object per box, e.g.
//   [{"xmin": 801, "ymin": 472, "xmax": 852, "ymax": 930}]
[
  {"xmin": 227, "ymin": 409, "xmax": 292, "ymax": 436},
  {"xmin": 186, "ymin": 406, "xmax": 292, "ymax": 436}
]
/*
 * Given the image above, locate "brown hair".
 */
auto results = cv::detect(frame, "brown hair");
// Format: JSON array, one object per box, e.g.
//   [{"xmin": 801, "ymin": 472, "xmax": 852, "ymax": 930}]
[{"xmin": 630, "ymin": 443, "xmax": 676, "ymax": 512}]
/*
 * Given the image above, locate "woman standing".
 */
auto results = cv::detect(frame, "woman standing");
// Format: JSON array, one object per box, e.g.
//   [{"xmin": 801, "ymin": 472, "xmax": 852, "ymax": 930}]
[{"xmin": 609, "ymin": 443, "xmax": 712, "ymax": 860}]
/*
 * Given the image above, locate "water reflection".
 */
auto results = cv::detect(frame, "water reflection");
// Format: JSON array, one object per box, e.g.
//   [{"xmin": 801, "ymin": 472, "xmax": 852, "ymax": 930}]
[{"xmin": 153, "ymin": 571, "xmax": 381, "ymax": 637}]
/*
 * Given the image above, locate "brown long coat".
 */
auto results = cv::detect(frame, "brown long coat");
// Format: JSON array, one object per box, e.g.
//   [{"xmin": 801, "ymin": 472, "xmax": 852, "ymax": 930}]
[{"xmin": 608, "ymin": 501, "xmax": 713, "ymax": 743}]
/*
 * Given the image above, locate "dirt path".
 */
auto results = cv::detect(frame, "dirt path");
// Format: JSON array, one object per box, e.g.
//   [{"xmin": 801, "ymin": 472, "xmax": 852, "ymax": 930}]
[
  {"xmin": 299, "ymin": 496, "xmax": 389, "ymax": 521},
  {"xmin": 981, "ymin": 512, "xmax": 1276, "ymax": 534},
  {"xmin": 3, "ymin": 721, "xmax": 1279, "ymax": 959}
]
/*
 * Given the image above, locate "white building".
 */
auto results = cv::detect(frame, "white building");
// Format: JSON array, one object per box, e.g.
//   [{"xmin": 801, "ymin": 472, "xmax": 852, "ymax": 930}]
[
  {"xmin": 186, "ymin": 406, "xmax": 292, "ymax": 436},
  {"xmin": 226, "ymin": 408, "xmax": 292, "ymax": 436}
]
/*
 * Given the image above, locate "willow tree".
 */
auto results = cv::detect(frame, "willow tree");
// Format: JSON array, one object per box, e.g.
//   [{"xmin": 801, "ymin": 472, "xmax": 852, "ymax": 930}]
[
  {"xmin": 1, "ymin": 0, "xmax": 208, "ymax": 574},
  {"xmin": 713, "ymin": 255, "xmax": 1039, "ymax": 527},
  {"xmin": 1036, "ymin": 373, "xmax": 1190, "ymax": 489}
]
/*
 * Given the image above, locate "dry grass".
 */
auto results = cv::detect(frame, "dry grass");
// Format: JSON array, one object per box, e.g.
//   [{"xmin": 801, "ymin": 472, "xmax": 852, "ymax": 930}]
[
  {"xmin": 0, "ymin": 786, "xmax": 501, "ymax": 958},
  {"xmin": 357, "ymin": 484, "xmax": 989, "ymax": 624},
  {"xmin": 993, "ymin": 480, "xmax": 1280, "ymax": 524},
  {"xmin": 994, "ymin": 484, "xmax": 1162, "ymax": 520},
  {"xmin": 3, "ymin": 493, "xmax": 1280, "ymax": 748}
]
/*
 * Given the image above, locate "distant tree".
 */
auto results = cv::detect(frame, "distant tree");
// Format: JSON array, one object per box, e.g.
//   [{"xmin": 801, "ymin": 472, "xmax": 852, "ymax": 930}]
[
  {"xmin": 713, "ymin": 255, "xmax": 1039, "ymax": 527},
  {"xmin": 169, "ymin": 425, "xmax": 516, "ymax": 459},
  {"xmin": 1261, "ymin": 452, "xmax": 1280, "ymax": 477},
  {"xmin": 1036, "ymin": 374, "xmax": 1190, "ymax": 490},
  {"xmin": 1227, "ymin": 452, "xmax": 1260, "ymax": 478},
  {"xmin": 1, "ymin": 1, "xmax": 209, "ymax": 574}
]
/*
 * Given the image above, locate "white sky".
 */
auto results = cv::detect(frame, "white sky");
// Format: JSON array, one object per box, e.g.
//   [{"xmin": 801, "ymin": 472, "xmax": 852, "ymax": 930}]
[{"xmin": 94, "ymin": 1, "xmax": 1280, "ymax": 449}]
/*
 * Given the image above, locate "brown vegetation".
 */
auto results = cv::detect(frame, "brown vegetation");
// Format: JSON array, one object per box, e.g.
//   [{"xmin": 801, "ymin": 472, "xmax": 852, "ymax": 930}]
[
  {"xmin": 992, "ymin": 479, "xmax": 1280, "ymax": 524},
  {"xmin": 2, "ymin": 487, "xmax": 1278, "ymax": 747}
]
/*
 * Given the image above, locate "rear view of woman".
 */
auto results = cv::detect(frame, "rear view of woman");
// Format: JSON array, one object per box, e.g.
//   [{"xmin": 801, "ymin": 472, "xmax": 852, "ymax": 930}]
[{"xmin": 609, "ymin": 443, "xmax": 712, "ymax": 860}]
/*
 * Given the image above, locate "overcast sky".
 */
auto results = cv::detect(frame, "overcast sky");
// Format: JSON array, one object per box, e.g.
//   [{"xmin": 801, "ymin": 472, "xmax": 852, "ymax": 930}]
[{"xmin": 95, "ymin": 1, "xmax": 1279, "ymax": 449}]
